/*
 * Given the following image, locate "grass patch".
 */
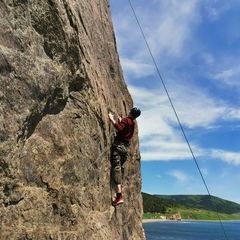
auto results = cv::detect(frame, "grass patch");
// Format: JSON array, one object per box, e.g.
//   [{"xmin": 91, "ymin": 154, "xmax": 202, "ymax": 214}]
[{"xmin": 143, "ymin": 209, "xmax": 240, "ymax": 220}]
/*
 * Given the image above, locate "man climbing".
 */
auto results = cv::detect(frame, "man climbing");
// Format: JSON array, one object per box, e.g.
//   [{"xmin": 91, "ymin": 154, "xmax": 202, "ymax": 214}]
[{"xmin": 108, "ymin": 107, "xmax": 141, "ymax": 206}]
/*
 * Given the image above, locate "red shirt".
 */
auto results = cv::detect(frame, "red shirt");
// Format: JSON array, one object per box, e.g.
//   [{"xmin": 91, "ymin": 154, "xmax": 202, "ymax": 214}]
[{"xmin": 113, "ymin": 117, "xmax": 135, "ymax": 143}]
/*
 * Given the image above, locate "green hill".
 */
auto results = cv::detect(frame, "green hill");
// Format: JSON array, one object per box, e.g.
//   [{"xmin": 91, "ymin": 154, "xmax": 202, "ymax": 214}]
[
  {"xmin": 142, "ymin": 192, "xmax": 187, "ymax": 213},
  {"xmin": 157, "ymin": 194, "xmax": 240, "ymax": 214},
  {"xmin": 142, "ymin": 192, "xmax": 240, "ymax": 220}
]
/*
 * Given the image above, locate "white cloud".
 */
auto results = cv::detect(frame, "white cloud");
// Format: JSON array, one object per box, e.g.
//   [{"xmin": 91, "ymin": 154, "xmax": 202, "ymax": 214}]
[
  {"xmin": 120, "ymin": 58, "xmax": 155, "ymax": 79},
  {"xmin": 113, "ymin": 0, "xmax": 240, "ymax": 94},
  {"xmin": 139, "ymin": 133, "xmax": 205, "ymax": 162},
  {"xmin": 130, "ymin": 82, "xmax": 228, "ymax": 131},
  {"xmin": 167, "ymin": 170, "xmax": 189, "ymax": 182},
  {"xmin": 145, "ymin": 0, "xmax": 200, "ymax": 58},
  {"xmin": 128, "ymin": 83, "xmax": 240, "ymax": 162},
  {"xmin": 211, "ymin": 150, "xmax": 240, "ymax": 166},
  {"xmin": 223, "ymin": 108, "xmax": 240, "ymax": 120},
  {"xmin": 112, "ymin": 0, "xmax": 203, "ymax": 77},
  {"xmin": 140, "ymin": 144, "xmax": 192, "ymax": 162},
  {"xmin": 199, "ymin": 167, "xmax": 209, "ymax": 177},
  {"xmin": 214, "ymin": 65, "xmax": 240, "ymax": 87},
  {"xmin": 203, "ymin": 0, "xmax": 232, "ymax": 21},
  {"xmin": 167, "ymin": 82, "xmax": 227, "ymax": 128}
]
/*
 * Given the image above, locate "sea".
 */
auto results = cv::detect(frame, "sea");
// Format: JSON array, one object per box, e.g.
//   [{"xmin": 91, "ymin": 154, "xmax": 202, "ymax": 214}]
[{"xmin": 142, "ymin": 220, "xmax": 240, "ymax": 240}]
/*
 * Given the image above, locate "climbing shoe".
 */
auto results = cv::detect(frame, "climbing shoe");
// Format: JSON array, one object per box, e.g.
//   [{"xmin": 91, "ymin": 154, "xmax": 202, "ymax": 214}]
[{"xmin": 112, "ymin": 195, "xmax": 124, "ymax": 206}]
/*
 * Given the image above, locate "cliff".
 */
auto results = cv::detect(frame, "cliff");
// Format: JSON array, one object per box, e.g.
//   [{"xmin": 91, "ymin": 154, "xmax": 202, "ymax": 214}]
[{"xmin": 0, "ymin": 0, "xmax": 145, "ymax": 239}]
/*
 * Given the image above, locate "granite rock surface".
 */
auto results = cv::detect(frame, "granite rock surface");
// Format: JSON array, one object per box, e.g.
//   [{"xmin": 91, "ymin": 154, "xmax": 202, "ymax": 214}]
[{"xmin": 0, "ymin": 0, "xmax": 145, "ymax": 239}]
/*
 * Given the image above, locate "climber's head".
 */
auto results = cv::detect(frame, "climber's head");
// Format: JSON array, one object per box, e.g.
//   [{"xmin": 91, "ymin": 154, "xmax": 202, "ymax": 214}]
[{"xmin": 130, "ymin": 107, "xmax": 141, "ymax": 119}]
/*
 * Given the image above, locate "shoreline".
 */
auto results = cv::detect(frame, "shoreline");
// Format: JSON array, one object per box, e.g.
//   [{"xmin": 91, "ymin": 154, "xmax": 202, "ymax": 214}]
[
  {"xmin": 142, "ymin": 219, "xmax": 171, "ymax": 223},
  {"xmin": 142, "ymin": 219, "xmax": 240, "ymax": 223}
]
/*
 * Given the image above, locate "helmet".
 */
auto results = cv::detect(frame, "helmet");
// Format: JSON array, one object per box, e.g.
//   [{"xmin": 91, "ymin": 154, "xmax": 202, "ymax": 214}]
[{"xmin": 130, "ymin": 107, "xmax": 141, "ymax": 119}]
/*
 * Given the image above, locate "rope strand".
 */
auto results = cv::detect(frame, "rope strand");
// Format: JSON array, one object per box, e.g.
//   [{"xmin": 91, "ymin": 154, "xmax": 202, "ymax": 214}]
[{"xmin": 127, "ymin": 0, "xmax": 229, "ymax": 239}]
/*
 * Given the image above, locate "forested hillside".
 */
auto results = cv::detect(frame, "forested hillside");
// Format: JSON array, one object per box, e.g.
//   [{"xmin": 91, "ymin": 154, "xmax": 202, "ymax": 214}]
[
  {"xmin": 158, "ymin": 194, "xmax": 240, "ymax": 214},
  {"xmin": 142, "ymin": 192, "xmax": 240, "ymax": 220},
  {"xmin": 142, "ymin": 192, "xmax": 191, "ymax": 213}
]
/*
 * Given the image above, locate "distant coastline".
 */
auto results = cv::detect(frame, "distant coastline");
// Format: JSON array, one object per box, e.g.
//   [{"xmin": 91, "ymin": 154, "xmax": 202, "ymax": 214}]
[
  {"xmin": 142, "ymin": 219, "xmax": 240, "ymax": 223},
  {"xmin": 142, "ymin": 219, "xmax": 172, "ymax": 223}
]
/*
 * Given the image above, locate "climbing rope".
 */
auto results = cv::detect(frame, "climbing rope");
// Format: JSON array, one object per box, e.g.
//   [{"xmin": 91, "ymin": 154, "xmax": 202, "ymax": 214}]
[{"xmin": 127, "ymin": 0, "xmax": 229, "ymax": 239}]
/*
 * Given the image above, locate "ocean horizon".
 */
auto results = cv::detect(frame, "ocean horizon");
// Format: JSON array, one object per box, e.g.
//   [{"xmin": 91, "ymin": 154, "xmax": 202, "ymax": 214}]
[{"xmin": 142, "ymin": 220, "xmax": 240, "ymax": 240}]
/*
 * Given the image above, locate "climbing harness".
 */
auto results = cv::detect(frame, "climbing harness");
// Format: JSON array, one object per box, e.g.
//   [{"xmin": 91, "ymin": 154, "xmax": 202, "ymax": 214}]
[{"xmin": 126, "ymin": 0, "xmax": 229, "ymax": 239}]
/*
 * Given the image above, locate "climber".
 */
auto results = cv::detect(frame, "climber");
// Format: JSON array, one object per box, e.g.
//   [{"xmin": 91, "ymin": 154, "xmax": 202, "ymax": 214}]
[{"xmin": 108, "ymin": 107, "xmax": 141, "ymax": 206}]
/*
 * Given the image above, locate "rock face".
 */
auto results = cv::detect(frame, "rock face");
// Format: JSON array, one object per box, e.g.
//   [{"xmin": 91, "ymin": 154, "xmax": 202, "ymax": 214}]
[
  {"xmin": 167, "ymin": 212, "xmax": 182, "ymax": 221},
  {"xmin": 0, "ymin": 0, "xmax": 145, "ymax": 239}
]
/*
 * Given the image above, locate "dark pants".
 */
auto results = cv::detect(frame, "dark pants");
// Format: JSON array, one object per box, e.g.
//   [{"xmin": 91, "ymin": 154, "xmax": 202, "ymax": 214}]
[{"xmin": 110, "ymin": 141, "xmax": 129, "ymax": 185}]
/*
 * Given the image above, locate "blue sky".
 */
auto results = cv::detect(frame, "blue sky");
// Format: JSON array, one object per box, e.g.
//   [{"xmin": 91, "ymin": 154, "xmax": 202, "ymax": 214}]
[{"xmin": 109, "ymin": 0, "xmax": 240, "ymax": 204}]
